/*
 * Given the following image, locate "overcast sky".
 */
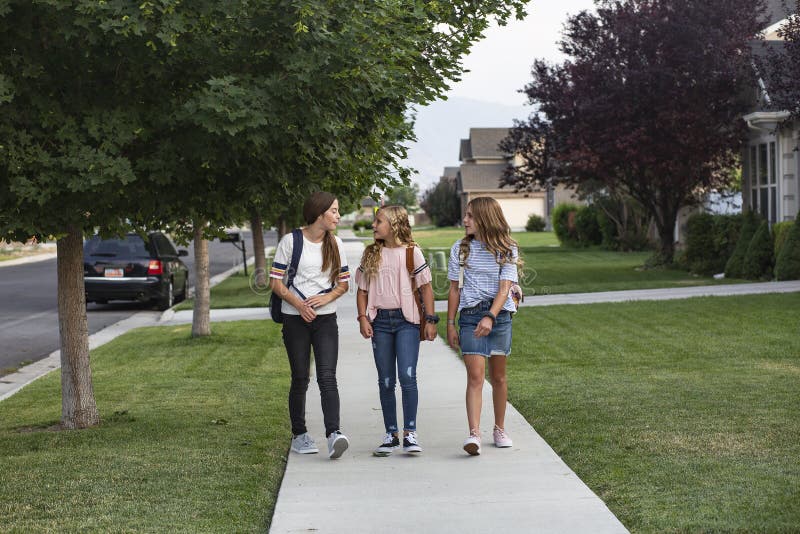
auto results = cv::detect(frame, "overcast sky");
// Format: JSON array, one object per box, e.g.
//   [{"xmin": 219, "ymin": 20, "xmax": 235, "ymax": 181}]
[
  {"xmin": 404, "ymin": 0, "xmax": 596, "ymax": 188},
  {"xmin": 447, "ymin": 0, "xmax": 596, "ymax": 106}
]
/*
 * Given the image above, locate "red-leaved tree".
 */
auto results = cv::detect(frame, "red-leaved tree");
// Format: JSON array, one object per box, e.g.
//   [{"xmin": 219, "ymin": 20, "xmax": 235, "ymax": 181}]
[{"xmin": 505, "ymin": 0, "xmax": 765, "ymax": 263}]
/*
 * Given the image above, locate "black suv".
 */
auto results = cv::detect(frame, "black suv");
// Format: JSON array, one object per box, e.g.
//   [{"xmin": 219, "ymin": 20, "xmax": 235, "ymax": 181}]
[{"xmin": 84, "ymin": 232, "xmax": 189, "ymax": 310}]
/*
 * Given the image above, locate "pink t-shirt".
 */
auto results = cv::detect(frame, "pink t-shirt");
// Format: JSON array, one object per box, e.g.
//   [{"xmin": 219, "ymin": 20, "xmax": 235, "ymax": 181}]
[{"xmin": 355, "ymin": 246, "xmax": 432, "ymax": 324}]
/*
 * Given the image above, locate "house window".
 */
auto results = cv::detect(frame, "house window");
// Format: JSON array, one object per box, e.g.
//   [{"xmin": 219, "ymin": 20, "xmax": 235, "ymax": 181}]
[{"xmin": 750, "ymin": 142, "xmax": 778, "ymax": 224}]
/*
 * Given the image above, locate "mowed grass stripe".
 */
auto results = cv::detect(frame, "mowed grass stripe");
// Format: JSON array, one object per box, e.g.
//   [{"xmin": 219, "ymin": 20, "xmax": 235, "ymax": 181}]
[
  {"xmin": 504, "ymin": 293, "xmax": 800, "ymax": 532},
  {"xmin": 0, "ymin": 320, "xmax": 289, "ymax": 532}
]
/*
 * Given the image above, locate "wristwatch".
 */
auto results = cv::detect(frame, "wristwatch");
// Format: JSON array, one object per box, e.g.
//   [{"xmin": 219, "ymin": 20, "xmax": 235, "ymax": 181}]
[{"xmin": 424, "ymin": 314, "xmax": 440, "ymax": 324}]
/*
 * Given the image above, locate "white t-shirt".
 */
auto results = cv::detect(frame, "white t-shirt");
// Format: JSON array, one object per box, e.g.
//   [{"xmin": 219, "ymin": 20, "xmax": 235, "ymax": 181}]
[{"xmin": 269, "ymin": 231, "xmax": 350, "ymax": 316}]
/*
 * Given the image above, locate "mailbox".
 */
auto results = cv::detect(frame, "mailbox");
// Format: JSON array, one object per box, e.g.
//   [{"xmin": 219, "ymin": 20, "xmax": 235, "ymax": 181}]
[{"xmin": 220, "ymin": 232, "xmax": 241, "ymax": 243}]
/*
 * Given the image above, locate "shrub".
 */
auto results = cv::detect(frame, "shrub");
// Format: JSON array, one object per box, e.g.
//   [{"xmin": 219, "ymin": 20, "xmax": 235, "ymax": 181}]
[
  {"xmin": 552, "ymin": 203, "xmax": 579, "ymax": 246},
  {"xmin": 741, "ymin": 220, "xmax": 774, "ymax": 280},
  {"xmin": 525, "ymin": 213, "xmax": 547, "ymax": 232},
  {"xmin": 712, "ymin": 213, "xmax": 744, "ymax": 264},
  {"xmin": 575, "ymin": 205, "xmax": 602, "ymax": 246},
  {"xmin": 596, "ymin": 208, "xmax": 617, "ymax": 250},
  {"xmin": 352, "ymin": 219, "xmax": 372, "ymax": 231},
  {"xmin": 592, "ymin": 195, "xmax": 651, "ymax": 251},
  {"xmin": 775, "ymin": 213, "xmax": 800, "ymax": 280},
  {"xmin": 684, "ymin": 212, "xmax": 717, "ymax": 275},
  {"xmin": 773, "ymin": 221, "xmax": 794, "ymax": 258},
  {"xmin": 724, "ymin": 211, "xmax": 759, "ymax": 279},
  {"xmin": 682, "ymin": 212, "xmax": 744, "ymax": 275}
]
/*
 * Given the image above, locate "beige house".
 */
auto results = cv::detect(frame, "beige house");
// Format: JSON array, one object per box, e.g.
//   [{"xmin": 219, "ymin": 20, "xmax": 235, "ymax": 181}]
[
  {"xmin": 453, "ymin": 128, "xmax": 578, "ymax": 230},
  {"xmin": 743, "ymin": 0, "xmax": 799, "ymax": 223}
]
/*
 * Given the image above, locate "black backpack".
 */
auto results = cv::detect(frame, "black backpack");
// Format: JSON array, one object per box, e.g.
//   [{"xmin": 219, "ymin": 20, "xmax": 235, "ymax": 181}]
[{"xmin": 269, "ymin": 229, "xmax": 303, "ymax": 323}]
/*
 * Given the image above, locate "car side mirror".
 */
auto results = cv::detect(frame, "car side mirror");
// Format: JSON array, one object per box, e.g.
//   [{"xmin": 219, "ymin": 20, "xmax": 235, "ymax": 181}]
[{"xmin": 178, "ymin": 249, "xmax": 189, "ymax": 257}]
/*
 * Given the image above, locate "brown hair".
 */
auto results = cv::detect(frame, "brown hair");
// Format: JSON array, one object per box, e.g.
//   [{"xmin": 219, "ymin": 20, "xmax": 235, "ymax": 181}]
[
  {"xmin": 360, "ymin": 205, "xmax": 416, "ymax": 277},
  {"xmin": 303, "ymin": 191, "xmax": 341, "ymax": 285},
  {"xmin": 459, "ymin": 196, "xmax": 523, "ymax": 269}
]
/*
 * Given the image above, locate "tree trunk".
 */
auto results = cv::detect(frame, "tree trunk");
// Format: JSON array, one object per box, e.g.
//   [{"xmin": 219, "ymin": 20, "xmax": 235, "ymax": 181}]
[
  {"xmin": 57, "ymin": 225, "xmax": 100, "ymax": 429},
  {"xmin": 277, "ymin": 216, "xmax": 288, "ymax": 240},
  {"xmin": 653, "ymin": 214, "xmax": 677, "ymax": 266},
  {"xmin": 192, "ymin": 221, "xmax": 211, "ymax": 337},
  {"xmin": 251, "ymin": 211, "xmax": 267, "ymax": 290}
]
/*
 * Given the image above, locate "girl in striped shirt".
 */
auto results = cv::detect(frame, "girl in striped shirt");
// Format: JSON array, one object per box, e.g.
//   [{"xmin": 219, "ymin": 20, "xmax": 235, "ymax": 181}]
[{"xmin": 446, "ymin": 197, "xmax": 522, "ymax": 456}]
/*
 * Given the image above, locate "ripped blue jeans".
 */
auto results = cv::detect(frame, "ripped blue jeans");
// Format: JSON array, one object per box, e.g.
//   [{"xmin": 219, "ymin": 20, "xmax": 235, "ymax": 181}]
[{"xmin": 371, "ymin": 308, "xmax": 420, "ymax": 433}]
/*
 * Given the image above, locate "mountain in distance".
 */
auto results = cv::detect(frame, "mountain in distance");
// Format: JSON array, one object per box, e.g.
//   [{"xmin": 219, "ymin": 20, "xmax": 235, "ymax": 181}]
[{"xmin": 402, "ymin": 96, "xmax": 533, "ymax": 191}]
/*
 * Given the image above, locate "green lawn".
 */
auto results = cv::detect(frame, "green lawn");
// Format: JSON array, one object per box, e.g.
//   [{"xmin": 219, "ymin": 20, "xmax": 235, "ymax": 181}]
[
  {"xmin": 438, "ymin": 293, "xmax": 800, "ymax": 532},
  {"xmin": 0, "ymin": 321, "xmax": 289, "ymax": 532},
  {"xmin": 409, "ymin": 228, "xmax": 742, "ymax": 299},
  {"xmin": 411, "ymin": 227, "xmax": 559, "ymax": 249},
  {"xmin": 175, "ymin": 271, "xmax": 269, "ymax": 311},
  {"xmin": 424, "ymin": 246, "xmax": 742, "ymax": 300}
]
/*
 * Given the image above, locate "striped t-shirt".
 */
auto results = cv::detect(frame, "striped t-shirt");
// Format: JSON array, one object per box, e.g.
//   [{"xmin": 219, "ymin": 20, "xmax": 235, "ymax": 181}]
[{"xmin": 447, "ymin": 238, "xmax": 518, "ymax": 313}]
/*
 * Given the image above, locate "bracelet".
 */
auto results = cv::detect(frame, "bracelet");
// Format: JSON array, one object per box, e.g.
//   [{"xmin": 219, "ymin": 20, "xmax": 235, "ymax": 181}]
[
  {"xmin": 483, "ymin": 311, "xmax": 496, "ymax": 324},
  {"xmin": 357, "ymin": 314, "xmax": 368, "ymax": 321},
  {"xmin": 446, "ymin": 319, "xmax": 456, "ymax": 326}
]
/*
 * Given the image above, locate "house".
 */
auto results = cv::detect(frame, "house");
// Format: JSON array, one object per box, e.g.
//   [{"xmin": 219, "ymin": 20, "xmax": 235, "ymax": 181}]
[
  {"xmin": 742, "ymin": 0, "xmax": 799, "ymax": 223},
  {"xmin": 454, "ymin": 128, "xmax": 579, "ymax": 230}
]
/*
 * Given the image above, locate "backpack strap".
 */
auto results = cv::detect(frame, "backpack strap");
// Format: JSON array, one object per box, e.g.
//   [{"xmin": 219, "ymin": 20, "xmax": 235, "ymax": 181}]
[
  {"xmin": 406, "ymin": 246, "xmax": 425, "ymax": 319},
  {"xmin": 285, "ymin": 228, "xmax": 303, "ymax": 291},
  {"xmin": 405, "ymin": 246, "xmax": 415, "ymax": 279}
]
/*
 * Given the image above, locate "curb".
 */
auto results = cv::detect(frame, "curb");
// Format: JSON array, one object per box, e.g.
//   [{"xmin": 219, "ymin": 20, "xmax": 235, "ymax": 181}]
[{"xmin": 0, "ymin": 252, "xmax": 58, "ymax": 268}]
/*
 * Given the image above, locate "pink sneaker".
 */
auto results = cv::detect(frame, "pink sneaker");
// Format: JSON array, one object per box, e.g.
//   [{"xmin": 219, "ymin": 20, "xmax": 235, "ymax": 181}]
[
  {"xmin": 493, "ymin": 426, "xmax": 513, "ymax": 448},
  {"xmin": 463, "ymin": 430, "xmax": 481, "ymax": 456}
]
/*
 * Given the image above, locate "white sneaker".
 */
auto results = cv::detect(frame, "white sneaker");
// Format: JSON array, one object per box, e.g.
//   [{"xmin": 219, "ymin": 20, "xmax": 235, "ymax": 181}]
[
  {"xmin": 493, "ymin": 426, "xmax": 513, "ymax": 448},
  {"xmin": 463, "ymin": 430, "xmax": 481, "ymax": 456},
  {"xmin": 327, "ymin": 430, "xmax": 349, "ymax": 459},
  {"xmin": 402, "ymin": 431, "xmax": 422, "ymax": 453},
  {"xmin": 291, "ymin": 433, "xmax": 319, "ymax": 454},
  {"xmin": 374, "ymin": 433, "xmax": 400, "ymax": 457}
]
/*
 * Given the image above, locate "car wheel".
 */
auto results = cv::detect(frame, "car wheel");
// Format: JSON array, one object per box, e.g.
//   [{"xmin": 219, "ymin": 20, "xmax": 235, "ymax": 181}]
[{"xmin": 157, "ymin": 280, "xmax": 174, "ymax": 311}]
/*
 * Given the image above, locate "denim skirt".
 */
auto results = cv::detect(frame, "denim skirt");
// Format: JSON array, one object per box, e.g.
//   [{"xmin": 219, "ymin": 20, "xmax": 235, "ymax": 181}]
[{"xmin": 458, "ymin": 301, "xmax": 512, "ymax": 357}]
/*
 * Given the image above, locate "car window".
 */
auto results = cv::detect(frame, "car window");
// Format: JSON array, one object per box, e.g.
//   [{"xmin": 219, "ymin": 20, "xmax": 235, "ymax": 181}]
[
  {"xmin": 153, "ymin": 233, "xmax": 178, "ymax": 257},
  {"xmin": 84, "ymin": 235, "xmax": 151, "ymax": 259}
]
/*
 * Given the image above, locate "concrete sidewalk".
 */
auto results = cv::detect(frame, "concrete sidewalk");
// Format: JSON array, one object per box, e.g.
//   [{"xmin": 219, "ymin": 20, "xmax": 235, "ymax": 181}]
[{"xmin": 268, "ymin": 237, "xmax": 628, "ymax": 533}]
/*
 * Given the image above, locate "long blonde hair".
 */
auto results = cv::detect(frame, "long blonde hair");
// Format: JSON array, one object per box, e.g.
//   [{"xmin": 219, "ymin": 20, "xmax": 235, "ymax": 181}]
[
  {"xmin": 459, "ymin": 197, "xmax": 523, "ymax": 268},
  {"xmin": 360, "ymin": 205, "xmax": 416, "ymax": 277}
]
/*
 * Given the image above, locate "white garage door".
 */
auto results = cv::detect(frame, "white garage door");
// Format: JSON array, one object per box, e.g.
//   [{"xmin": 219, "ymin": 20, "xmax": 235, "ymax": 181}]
[{"xmin": 496, "ymin": 198, "xmax": 545, "ymax": 230}]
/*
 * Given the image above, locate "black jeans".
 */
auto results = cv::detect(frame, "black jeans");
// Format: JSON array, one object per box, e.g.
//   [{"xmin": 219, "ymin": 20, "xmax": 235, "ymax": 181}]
[{"xmin": 282, "ymin": 313, "xmax": 340, "ymax": 437}]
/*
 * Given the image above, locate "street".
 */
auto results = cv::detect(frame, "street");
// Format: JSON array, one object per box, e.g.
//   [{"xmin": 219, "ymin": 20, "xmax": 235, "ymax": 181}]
[{"xmin": 0, "ymin": 230, "xmax": 276, "ymax": 374}]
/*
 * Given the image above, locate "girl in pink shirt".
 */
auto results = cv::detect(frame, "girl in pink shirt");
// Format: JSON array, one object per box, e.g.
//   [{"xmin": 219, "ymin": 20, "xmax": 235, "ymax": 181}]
[{"xmin": 356, "ymin": 206, "xmax": 436, "ymax": 456}]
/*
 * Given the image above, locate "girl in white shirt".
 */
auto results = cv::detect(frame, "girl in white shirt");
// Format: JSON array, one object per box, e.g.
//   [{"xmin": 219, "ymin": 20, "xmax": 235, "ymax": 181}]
[{"xmin": 269, "ymin": 192, "xmax": 351, "ymax": 459}]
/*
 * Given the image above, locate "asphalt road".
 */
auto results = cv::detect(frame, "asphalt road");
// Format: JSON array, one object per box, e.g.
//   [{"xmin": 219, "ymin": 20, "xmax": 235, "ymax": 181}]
[{"xmin": 0, "ymin": 230, "xmax": 276, "ymax": 374}]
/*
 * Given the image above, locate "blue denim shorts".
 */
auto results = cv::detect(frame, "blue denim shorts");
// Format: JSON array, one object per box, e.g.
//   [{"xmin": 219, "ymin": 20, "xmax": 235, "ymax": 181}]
[{"xmin": 458, "ymin": 301, "xmax": 512, "ymax": 358}]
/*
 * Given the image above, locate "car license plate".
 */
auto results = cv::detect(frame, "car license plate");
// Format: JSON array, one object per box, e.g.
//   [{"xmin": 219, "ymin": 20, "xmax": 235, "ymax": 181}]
[{"xmin": 104, "ymin": 268, "xmax": 124, "ymax": 278}]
